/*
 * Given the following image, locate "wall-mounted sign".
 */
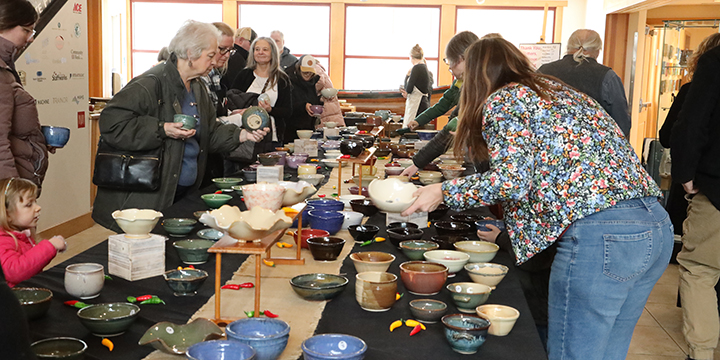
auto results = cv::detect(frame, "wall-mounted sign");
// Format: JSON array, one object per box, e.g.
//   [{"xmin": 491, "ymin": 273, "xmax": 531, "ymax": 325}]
[{"xmin": 519, "ymin": 43, "xmax": 562, "ymax": 69}]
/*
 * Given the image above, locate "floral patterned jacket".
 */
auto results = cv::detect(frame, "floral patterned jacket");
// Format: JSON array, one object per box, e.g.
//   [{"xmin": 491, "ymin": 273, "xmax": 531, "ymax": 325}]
[{"xmin": 441, "ymin": 79, "xmax": 661, "ymax": 264}]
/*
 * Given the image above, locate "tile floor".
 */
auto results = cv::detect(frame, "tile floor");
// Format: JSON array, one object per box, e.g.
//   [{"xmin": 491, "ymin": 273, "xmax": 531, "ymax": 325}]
[{"xmin": 54, "ymin": 225, "xmax": 717, "ymax": 359}]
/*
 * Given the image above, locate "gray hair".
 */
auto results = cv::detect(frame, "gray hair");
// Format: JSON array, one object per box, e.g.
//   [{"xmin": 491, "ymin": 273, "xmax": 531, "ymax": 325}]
[
  {"xmin": 270, "ymin": 30, "xmax": 284, "ymax": 40},
  {"xmin": 246, "ymin": 37, "xmax": 288, "ymax": 89},
  {"xmin": 168, "ymin": 20, "xmax": 220, "ymax": 61},
  {"xmin": 566, "ymin": 29, "xmax": 602, "ymax": 64}
]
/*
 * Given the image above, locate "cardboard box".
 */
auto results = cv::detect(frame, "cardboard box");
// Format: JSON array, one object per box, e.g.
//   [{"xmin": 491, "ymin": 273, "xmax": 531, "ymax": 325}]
[
  {"xmin": 386, "ymin": 211, "xmax": 429, "ymax": 228},
  {"xmin": 257, "ymin": 165, "xmax": 284, "ymax": 183}
]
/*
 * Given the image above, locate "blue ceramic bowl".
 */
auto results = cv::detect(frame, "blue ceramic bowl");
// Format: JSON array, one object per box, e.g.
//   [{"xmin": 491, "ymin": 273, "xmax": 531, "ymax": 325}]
[
  {"xmin": 307, "ymin": 199, "xmax": 344, "ymax": 212},
  {"xmin": 307, "ymin": 210, "xmax": 344, "ymax": 235},
  {"xmin": 226, "ymin": 318, "xmax": 290, "ymax": 360},
  {"xmin": 441, "ymin": 314, "xmax": 490, "ymax": 355},
  {"xmin": 186, "ymin": 340, "xmax": 256, "ymax": 360},
  {"xmin": 301, "ymin": 334, "xmax": 367, "ymax": 360},
  {"xmin": 475, "ymin": 219, "xmax": 506, "ymax": 232},
  {"xmin": 41, "ymin": 126, "xmax": 70, "ymax": 147},
  {"xmin": 416, "ymin": 130, "xmax": 438, "ymax": 141}
]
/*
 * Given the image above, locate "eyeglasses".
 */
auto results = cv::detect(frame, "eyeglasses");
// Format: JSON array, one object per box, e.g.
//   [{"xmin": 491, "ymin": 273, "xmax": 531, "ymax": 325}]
[
  {"xmin": 21, "ymin": 26, "xmax": 36, "ymax": 39},
  {"xmin": 219, "ymin": 47, "xmax": 236, "ymax": 56}
]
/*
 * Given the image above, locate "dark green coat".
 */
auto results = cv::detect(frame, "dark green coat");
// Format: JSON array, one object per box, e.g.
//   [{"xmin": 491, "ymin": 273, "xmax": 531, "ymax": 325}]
[{"xmin": 92, "ymin": 56, "xmax": 242, "ymax": 232}]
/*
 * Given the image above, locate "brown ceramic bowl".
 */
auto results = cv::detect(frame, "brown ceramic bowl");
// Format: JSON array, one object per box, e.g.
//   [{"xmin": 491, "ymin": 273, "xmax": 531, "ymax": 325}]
[
  {"xmin": 375, "ymin": 149, "xmax": 391, "ymax": 157},
  {"xmin": 258, "ymin": 152, "xmax": 282, "ymax": 166},
  {"xmin": 294, "ymin": 229, "xmax": 331, "ymax": 249},
  {"xmin": 307, "ymin": 236, "xmax": 346, "ymax": 261},
  {"xmin": 399, "ymin": 261, "xmax": 449, "ymax": 296},
  {"xmin": 348, "ymin": 186, "xmax": 369, "ymax": 197},
  {"xmin": 356, "ymin": 123, "xmax": 375, "ymax": 132}
]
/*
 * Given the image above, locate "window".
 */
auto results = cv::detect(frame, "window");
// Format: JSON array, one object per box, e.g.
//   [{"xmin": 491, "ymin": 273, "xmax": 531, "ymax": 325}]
[
  {"xmin": 345, "ymin": 5, "xmax": 440, "ymax": 90},
  {"xmin": 131, "ymin": 1, "xmax": 222, "ymax": 76},
  {"xmin": 456, "ymin": 7, "xmax": 555, "ymax": 47},
  {"xmin": 238, "ymin": 4, "xmax": 330, "ymax": 71}
]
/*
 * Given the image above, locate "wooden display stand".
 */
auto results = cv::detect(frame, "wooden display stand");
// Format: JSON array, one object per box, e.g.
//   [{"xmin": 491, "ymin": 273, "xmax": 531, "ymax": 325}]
[
  {"xmin": 337, "ymin": 147, "xmax": 376, "ymax": 196},
  {"xmin": 207, "ymin": 205, "xmax": 305, "ymax": 325}
]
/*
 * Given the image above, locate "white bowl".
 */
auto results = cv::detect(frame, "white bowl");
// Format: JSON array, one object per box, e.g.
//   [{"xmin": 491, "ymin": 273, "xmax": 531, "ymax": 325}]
[
  {"xmin": 278, "ymin": 181, "xmax": 317, "ymax": 206},
  {"xmin": 340, "ymin": 211, "xmax": 364, "ymax": 230},
  {"xmin": 297, "ymin": 130, "xmax": 313, "ymax": 139},
  {"xmin": 200, "ymin": 205, "xmax": 292, "ymax": 242},
  {"xmin": 112, "ymin": 209, "xmax": 163, "ymax": 239},
  {"xmin": 339, "ymin": 195, "xmax": 365, "ymax": 209},
  {"xmin": 65, "ymin": 263, "xmax": 104, "ymax": 299},
  {"xmin": 453, "ymin": 241, "xmax": 500, "ymax": 263},
  {"xmin": 395, "ymin": 158, "xmax": 414, "ymax": 169},
  {"xmin": 417, "ymin": 171, "xmax": 443, "ymax": 185},
  {"xmin": 423, "ymin": 250, "xmax": 470, "ymax": 275},
  {"xmin": 321, "ymin": 159, "xmax": 343, "ymax": 168},
  {"xmin": 298, "ymin": 174, "xmax": 324, "ymax": 186},
  {"xmin": 476, "ymin": 304, "xmax": 520, "ymax": 336},
  {"xmin": 464, "ymin": 262, "xmax": 509, "ymax": 287},
  {"xmin": 367, "ymin": 178, "xmax": 418, "ymax": 213},
  {"xmin": 325, "ymin": 121, "xmax": 337, "ymax": 128},
  {"xmin": 321, "ymin": 88, "xmax": 338, "ymax": 98},
  {"xmin": 242, "ymin": 183, "xmax": 286, "ymax": 211}
]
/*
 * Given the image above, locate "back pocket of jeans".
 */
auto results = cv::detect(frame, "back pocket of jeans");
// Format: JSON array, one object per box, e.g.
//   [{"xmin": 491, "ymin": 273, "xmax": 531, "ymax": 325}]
[{"xmin": 603, "ymin": 230, "xmax": 652, "ymax": 282}]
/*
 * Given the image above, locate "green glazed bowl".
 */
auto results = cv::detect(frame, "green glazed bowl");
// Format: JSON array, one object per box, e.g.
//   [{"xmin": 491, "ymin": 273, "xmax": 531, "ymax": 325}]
[
  {"xmin": 163, "ymin": 268, "xmax": 209, "ymax": 297},
  {"xmin": 173, "ymin": 239, "xmax": 215, "ymax": 265},
  {"xmin": 290, "ymin": 273, "xmax": 348, "ymax": 301},
  {"xmin": 161, "ymin": 218, "xmax": 197, "ymax": 237},
  {"xmin": 231, "ymin": 185, "xmax": 243, "ymax": 196},
  {"xmin": 31, "ymin": 337, "xmax": 87, "ymax": 360},
  {"xmin": 76, "ymin": 302, "xmax": 140, "ymax": 337},
  {"xmin": 400, "ymin": 240, "xmax": 440, "ymax": 260},
  {"xmin": 13, "ymin": 287, "xmax": 53, "ymax": 320},
  {"xmin": 201, "ymin": 194, "xmax": 232, "ymax": 209},
  {"xmin": 173, "ymin": 114, "xmax": 197, "ymax": 130},
  {"xmin": 138, "ymin": 318, "xmax": 224, "ymax": 355},
  {"xmin": 212, "ymin": 177, "xmax": 243, "ymax": 189},
  {"xmin": 196, "ymin": 228, "xmax": 223, "ymax": 241}
]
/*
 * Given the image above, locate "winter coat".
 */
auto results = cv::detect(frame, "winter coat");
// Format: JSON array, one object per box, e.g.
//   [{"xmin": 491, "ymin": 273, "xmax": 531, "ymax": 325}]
[
  {"xmin": 0, "ymin": 38, "xmax": 49, "ymax": 190},
  {"xmin": 286, "ymin": 64, "xmax": 321, "ymax": 141},
  {"xmin": 0, "ymin": 229, "xmax": 56, "ymax": 288},
  {"xmin": 91, "ymin": 55, "xmax": 243, "ymax": 232},
  {"xmin": 280, "ymin": 47, "xmax": 298, "ymax": 70},
  {"xmin": 314, "ymin": 63, "xmax": 344, "ymax": 126}
]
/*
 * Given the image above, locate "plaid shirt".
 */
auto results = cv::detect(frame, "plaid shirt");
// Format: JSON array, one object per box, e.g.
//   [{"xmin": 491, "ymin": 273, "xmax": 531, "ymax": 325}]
[{"xmin": 201, "ymin": 69, "xmax": 222, "ymax": 108}]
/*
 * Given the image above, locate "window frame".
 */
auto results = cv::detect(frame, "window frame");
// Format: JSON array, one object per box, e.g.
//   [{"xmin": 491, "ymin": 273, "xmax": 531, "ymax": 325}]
[{"xmin": 454, "ymin": 5, "xmax": 557, "ymax": 45}]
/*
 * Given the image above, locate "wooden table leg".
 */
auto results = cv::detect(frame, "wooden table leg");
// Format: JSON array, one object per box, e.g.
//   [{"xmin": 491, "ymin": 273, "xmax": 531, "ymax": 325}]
[
  {"xmin": 254, "ymin": 254, "xmax": 261, "ymax": 317},
  {"xmin": 296, "ymin": 214, "xmax": 302, "ymax": 260},
  {"xmin": 338, "ymin": 164, "xmax": 343, "ymax": 194},
  {"xmin": 214, "ymin": 253, "xmax": 222, "ymax": 321}
]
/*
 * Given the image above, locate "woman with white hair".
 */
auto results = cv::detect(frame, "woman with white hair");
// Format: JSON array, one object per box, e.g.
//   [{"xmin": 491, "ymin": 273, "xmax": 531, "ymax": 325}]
[
  {"xmin": 538, "ymin": 29, "xmax": 631, "ymax": 138},
  {"xmin": 92, "ymin": 20, "xmax": 268, "ymax": 232}
]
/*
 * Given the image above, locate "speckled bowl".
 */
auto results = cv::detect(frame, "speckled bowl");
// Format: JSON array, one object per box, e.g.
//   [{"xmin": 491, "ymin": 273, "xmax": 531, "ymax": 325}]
[
  {"xmin": 290, "ymin": 273, "xmax": 349, "ymax": 301},
  {"xmin": 139, "ymin": 318, "xmax": 224, "ymax": 355},
  {"xmin": 163, "ymin": 268, "xmax": 209, "ymax": 297}
]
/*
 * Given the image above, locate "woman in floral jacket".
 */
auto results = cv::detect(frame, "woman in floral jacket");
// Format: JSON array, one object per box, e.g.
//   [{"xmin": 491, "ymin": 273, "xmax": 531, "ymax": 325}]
[{"xmin": 403, "ymin": 37, "xmax": 673, "ymax": 360}]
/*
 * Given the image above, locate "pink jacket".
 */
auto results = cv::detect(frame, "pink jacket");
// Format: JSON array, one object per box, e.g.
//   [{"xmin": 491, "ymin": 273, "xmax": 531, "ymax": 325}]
[
  {"xmin": 0, "ymin": 229, "xmax": 56, "ymax": 287},
  {"xmin": 314, "ymin": 63, "xmax": 344, "ymax": 126}
]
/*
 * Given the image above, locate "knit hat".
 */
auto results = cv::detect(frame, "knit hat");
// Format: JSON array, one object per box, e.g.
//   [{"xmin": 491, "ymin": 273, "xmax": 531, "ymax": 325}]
[
  {"xmin": 298, "ymin": 55, "xmax": 317, "ymax": 74},
  {"xmin": 235, "ymin": 27, "xmax": 252, "ymax": 40}
]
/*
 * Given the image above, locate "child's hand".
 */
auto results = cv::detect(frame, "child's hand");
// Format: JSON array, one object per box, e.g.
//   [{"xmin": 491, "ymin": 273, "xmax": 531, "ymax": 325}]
[
  {"xmin": 476, "ymin": 225, "xmax": 501, "ymax": 243},
  {"xmin": 49, "ymin": 235, "xmax": 67, "ymax": 253}
]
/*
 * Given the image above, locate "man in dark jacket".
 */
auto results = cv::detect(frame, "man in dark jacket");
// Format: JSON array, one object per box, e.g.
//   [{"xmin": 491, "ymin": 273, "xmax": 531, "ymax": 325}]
[
  {"xmin": 270, "ymin": 30, "xmax": 298, "ymax": 70},
  {"xmin": 221, "ymin": 27, "xmax": 256, "ymax": 90}
]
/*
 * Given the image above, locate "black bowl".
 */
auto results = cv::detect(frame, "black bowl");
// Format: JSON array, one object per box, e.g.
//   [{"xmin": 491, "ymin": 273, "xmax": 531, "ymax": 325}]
[
  {"xmin": 387, "ymin": 228, "xmax": 424, "ymax": 248},
  {"xmin": 434, "ymin": 221, "xmax": 472, "ymax": 236},
  {"xmin": 388, "ymin": 222, "xmax": 419, "ymax": 231},
  {"xmin": 429, "ymin": 204, "xmax": 450, "ymax": 220},
  {"xmin": 431, "ymin": 235, "xmax": 471, "ymax": 250},
  {"xmin": 355, "ymin": 134, "xmax": 375, "ymax": 148},
  {"xmin": 348, "ymin": 225, "xmax": 380, "ymax": 243},
  {"xmin": 340, "ymin": 139, "xmax": 364, "ymax": 157},
  {"xmin": 450, "ymin": 213, "xmax": 483, "ymax": 227},
  {"xmin": 307, "ymin": 236, "xmax": 346, "ymax": 261},
  {"xmin": 349, "ymin": 199, "xmax": 379, "ymax": 217}
]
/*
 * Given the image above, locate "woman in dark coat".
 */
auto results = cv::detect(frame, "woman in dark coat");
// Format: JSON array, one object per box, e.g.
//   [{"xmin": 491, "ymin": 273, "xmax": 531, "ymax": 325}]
[{"xmin": 285, "ymin": 55, "xmax": 322, "ymax": 142}]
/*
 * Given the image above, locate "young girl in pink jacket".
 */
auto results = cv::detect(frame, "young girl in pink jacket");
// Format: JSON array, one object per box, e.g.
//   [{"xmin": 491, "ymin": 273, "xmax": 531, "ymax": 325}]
[{"xmin": 0, "ymin": 178, "xmax": 66, "ymax": 287}]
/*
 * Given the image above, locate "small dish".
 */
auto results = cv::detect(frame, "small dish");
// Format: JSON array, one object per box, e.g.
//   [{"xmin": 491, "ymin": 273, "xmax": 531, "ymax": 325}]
[
  {"xmin": 139, "ymin": 318, "xmax": 224, "ymax": 355},
  {"xmin": 409, "ymin": 299, "xmax": 448, "ymax": 324},
  {"xmin": 163, "ymin": 268, "xmax": 209, "ymax": 297},
  {"xmin": 196, "ymin": 228, "xmax": 223, "ymax": 241}
]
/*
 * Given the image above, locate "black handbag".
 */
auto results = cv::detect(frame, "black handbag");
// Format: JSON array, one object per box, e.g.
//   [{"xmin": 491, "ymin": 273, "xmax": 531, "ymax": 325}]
[
  {"xmin": 92, "ymin": 74, "xmax": 164, "ymax": 192},
  {"xmin": 226, "ymin": 89, "xmax": 259, "ymax": 110}
]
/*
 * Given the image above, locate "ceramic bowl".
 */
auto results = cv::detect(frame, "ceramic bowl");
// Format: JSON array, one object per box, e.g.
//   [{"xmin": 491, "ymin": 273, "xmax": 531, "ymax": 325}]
[
  {"xmin": 200, "ymin": 205, "xmax": 292, "ymax": 241},
  {"xmin": 399, "ymin": 261, "xmax": 448, "ymax": 295},
  {"xmin": 355, "ymin": 123, "xmax": 375, "ymax": 132},
  {"xmin": 193, "ymin": 210, "xmax": 208, "ymax": 219},
  {"xmin": 258, "ymin": 152, "xmax": 282, "ymax": 166},
  {"xmin": 355, "ymin": 271, "xmax": 397, "ymax": 312},
  {"xmin": 162, "ymin": 218, "xmax": 197, "ymax": 237},
  {"xmin": 340, "ymin": 211, "xmax": 364, "ymax": 230},
  {"xmin": 423, "ymin": 250, "xmax": 470, "ymax": 276},
  {"xmin": 434, "ymin": 221, "xmax": 473, "ymax": 236},
  {"xmin": 375, "ymin": 148, "xmax": 391, "ymax": 157},
  {"xmin": 310, "ymin": 105, "xmax": 324, "ymax": 115},
  {"xmin": 307, "ymin": 199, "xmax": 344, "ymax": 212},
  {"xmin": 399, "ymin": 240, "xmax": 439, "ymax": 260},
  {"xmin": 438, "ymin": 165, "xmax": 466, "ymax": 179},
  {"xmin": 339, "ymin": 195, "xmax": 365, "ymax": 209},
  {"xmin": 271, "ymin": 151, "xmax": 287, "ymax": 166},
  {"xmin": 298, "ymin": 174, "xmax": 324, "ymax": 186},
  {"xmin": 301, "ymin": 334, "xmax": 367, "ymax": 360},
  {"xmin": 13, "ymin": 287, "xmax": 52, "ymax": 320},
  {"xmin": 348, "ymin": 186, "xmax": 369, "ymax": 197},
  {"xmin": 441, "ymin": 314, "xmax": 490, "ymax": 354},
  {"xmin": 454, "ymin": 241, "xmax": 500, "ymax": 263},
  {"xmin": 76, "ymin": 302, "xmax": 140, "ymax": 337},
  {"xmin": 431, "ymin": 235, "xmax": 471, "ymax": 250},
  {"xmin": 242, "ymin": 183, "xmax": 285, "ymax": 211},
  {"xmin": 395, "ymin": 158, "xmax": 414, "ymax": 169},
  {"xmin": 321, "ymin": 158, "xmax": 342, "ymax": 168},
  {"xmin": 416, "ymin": 129, "xmax": 438, "ymax": 141},
  {"xmin": 294, "ymin": 228, "xmax": 330, "ymax": 249},
  {"xmin": 197, "ymin": 228, "xmax": 224, "ymax": 241},
  {"xmin": 384, "ymin": 165, "xmax": 404, "ymax": 176},
  {"xmin": 349, "ymin": 199, "xmax": 378, "ymax": 217},
  {"xmin": 31, "ymin": 337, "xmax": 87, "ymax": 360},
  {"xmin": 368, "ymin": 178, "xmax": 418, "ymax": 213},
  {"xmin": 173, "ymin": 239, "xmax": 214, "ymax": 265},
  {"xmin": 287, "ymin": 153, "xmax": 310, "ymax": 169},
  {"xmin": 186, "ymin": 340, "xmax": 256, "ymax": 360},
  {"xmin": 387, "ymin": 222, "xmax": 419, "ymax": 231},
  {"xmin": 290, "ymin": 273, "xmax": 348, "ymax": 301},
  {"xmin": 386, "ymin": 227, "xmax": 424, "ymax": 248},
  {"xmin": 465, "ymin": 262, "xmax": 509, "ymax": 287},
  {"xmin": 325, "ymin": 135, "xmax": 342, "ymax": 141},
  {"xmin": 242, "ymin": 167, "xmax": 257, "ymax": 183},
  {"xmin": 476, "ymin": 304, "xmax": 520, "ymax": 336},
  {"xmin": 297, "ymin": 130, "xmax": 313, "ymax": 139},
  {"xmin": 163, "ymin": 268, "xmax": 209, "ymax": 296},
  {"xmin": 417, "ymin": 171, "xmax": 444, "ymax": 185},
  {"xmin": 347, "ymin": 224, "xmax": 379, "ymax": 243},
  {"xmin": 307, "ymin": 236, "xmax": 346, "ymax": 261},
  {"xmin": 112, "ymin": 208, "xmax": 163, "ymax": 239},
  {"xmin": 450, "ymin": 213, "xmax": 483, "ymax": 227},
  {"xmin": 352, "ymin": 175, "xmax": 378, "ymax": 188},
  {"xmin": 321, "ymin": 88, "xmax": 338, "ymax": 98},
  {"xmin": 226, "ymin": 318, "xmax": 290, "ymax": 360},
  {"xmin": 211, "ymin": 177, "xmax": 242, "ymax": 189},
  {"xmin": 64, "ymin": 263, "xmax": 104, "ymax": 300},
  {"xmin": 446, "ymin": 282, "xmax": 493, "ymax": 313},
  {"xmin": 138, "ymin": 318, "xmax": 224, "ymax": 355},
  {"xmin": 278, "ymin": 181, "xmax": 317, "ymax": 206},
  {"xmin": 428, "ymin": 203, "xmax": 450, "ymax": 220},
  {"xmin": 409, "ymin": 299, "xmax": 448, "ymax": 324},
  {"xmin": 354, "ymin": 134, "xmax": 375, "ymax": 148},
  {"xmin": 201, "ymin": 194, "xmax": 232, "ymax": 209},
  {"xmin": 41, "ymin": 125, "xmax": 70, "ymax": 147},
  {"xmin": 350, "ymin": 251, "xmax": 395, "ymax": 273},
  {"xmin": 340, "ymin": 139, "xmax": 364, "ymax": 157},
  {"xmin": 476, "ymin": 218, "xmax": 506, "ymax": 232},
  {"xmin": 307, "ymin": 210, "xmax": 344, "ymax": 235},
  {"xmin": 325, "ymin": 121, "xmax": 337, "ymax": 128}
]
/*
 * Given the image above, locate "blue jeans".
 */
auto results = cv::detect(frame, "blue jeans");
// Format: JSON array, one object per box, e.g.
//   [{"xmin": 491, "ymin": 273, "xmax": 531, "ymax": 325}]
[{"xmin": 548, "ymin": 197, "xmax": 673, "ymax": 360}]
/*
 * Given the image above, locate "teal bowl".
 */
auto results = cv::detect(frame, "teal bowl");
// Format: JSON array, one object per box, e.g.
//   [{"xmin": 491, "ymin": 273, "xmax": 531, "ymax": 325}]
[
  {"xmin": 212, "ymin": 177, "xmax": 243, "ymax": 189},
  {"xmin": 13, "ymin": 287, "xmax": 53, "ymax": 320},
  {"xmin": 409, "ymin": 299, "xmax": 448, "ymax": 324},
  {"xmin": 31, "ymin": 337, "xmax": 87, "ymax": 360},
  {"xmin": 173, "ymin": 239, "xmax": 215, "ymax": 265},
  {"xmin": 197, "ymin": 228, "xmax": 223, "ymax": 241},
  {"xmin": 76, "ymin": 302, "xmax": 140, "ymax": 337},
  {"xmin": 290, "ymin": 273, "xmax": 348, "ymax": 301},
  {"xmin": 162, "ymin": 218, "xmax": 197, "ymax": 237},
  {"xmin": 163, "ymin": 268, "xmax": 209, "ymax": 297},
  {"xmin": 399, "ymin": 240, "xmax": 439, "ymax": 260},
  {"xmin": 201, "ymin": 194, "xmax": 232, "ymax": 209}
]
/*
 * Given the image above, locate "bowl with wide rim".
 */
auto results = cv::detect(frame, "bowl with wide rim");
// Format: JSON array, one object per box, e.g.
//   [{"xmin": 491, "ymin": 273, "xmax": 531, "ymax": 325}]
[
  {"xmin": 161, "ymin": 218, "xmax": 197, "ymax": 237},
  {"xmin": 409, "ymin": 298, "xmax": 448, "ymax": 324},
  {"xmin": 212, "ymin": 177, "xmax": 243, "ymax": 189},
  {"xmin": 423, "ymin": 250, "xmax": 470, "ymax": 276},
  {"xmin": 200, "ymin": 194, "xmax": 232, "ymax": 209},
  {"xmin": 278, "ymin": 181, "xmax": 317, "ymax": 207},
  {"xmin": 399, "ymin": 240, "xmax": 439, "ymax": 260},
  {"xmin": 199, "ymin": 205, "xmax": 292, "ymax": 242},
  {"xmin": 13, "ymin": 287, "xmax": 53, "ymax": 320},
  {"xmin": 298, "ymin": 174, "xmax": 324, "ymax": 186},
  {"xmin": 368, "ymin": 178, "xmax": 418, "ymax": 213},
  {"xmin": 112, "ymin": 209, "xmax": 163, "ymax": 239},
  {"xmin": 476, "ymin": 304, "xmax": 520, "ymax": 336},
  {"xmin": 163, "ymin": 268, "xmax": 209, "ymax": 296},
  {"xmin": 31, "ymin": 337, "xmax": 87, "ymax": 360},
  {"xmin": 399, "ymin": 261, "xmax": 448, "ymax": 296},
  {"xmin": 454, "ymin": 241, "xmax": 500, "ymax": 263},
  {"xmin": 76, "ymin": 302, "xmax": 140, "ymax": 337},
  {"xmin": 464, "ymin": 262, "xmax": 509, "ymax": 287},
  {"xmin": 138, "ymin": 318, "xmax": 224, "ymax": 355},
  {"xmin": 290, "ymin": 273, "xmax": 349, "ymax": 301},
  {"xmin": 349, "ymin": 251, "xmax": 395, "ymax": 273},
  {"xmin": 226, "ymin": 317, "xmax": 290, "ymax": 360},
  {"xmin": 301, "ymin": 333, "xmax": 367, "ymax": 360},
  {"xmin": 186, "ymin": 340, "xmax": 256, "ymax": 360}
]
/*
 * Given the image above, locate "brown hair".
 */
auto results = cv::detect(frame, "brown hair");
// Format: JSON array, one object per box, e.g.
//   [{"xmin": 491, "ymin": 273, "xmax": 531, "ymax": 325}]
[
  {"xmin": 0, "ymin": 0, "xmax": 37, "ymax": 31},
  {"xmin": 1, "ymin": 178, "xmax": 38, "ymax": 247},
  {"xmin": 445, "ymin": 31, "xmax": 479, "ymax": 64},
  {"xmin": 688, "ymin": 33, "xmax": 720, "ymax": 77},
  {"xmin": 453, "ymin": 37, "xmax": 559, "ymax": 162}
]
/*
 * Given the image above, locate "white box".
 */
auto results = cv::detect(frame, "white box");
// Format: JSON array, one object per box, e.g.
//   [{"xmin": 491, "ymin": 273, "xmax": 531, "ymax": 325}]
[
  {"xmin": 108, "ymin": 252, "xmax": 165, "ymax": 281},
  {"xmin": 108, "ymin": 233, "xmax": 165, "ymax": 257},
  {"xmin": 386, "ymin": 211, "xmax": 429, "ymax": 229},
  {"xmin": 257, "ymin": 165, "xmax": 283, "ymax": 183},
  {"xmin": 294, "ymin": 139, "xmax": 318, "ymax": 157}
]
